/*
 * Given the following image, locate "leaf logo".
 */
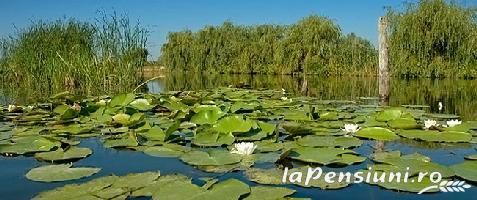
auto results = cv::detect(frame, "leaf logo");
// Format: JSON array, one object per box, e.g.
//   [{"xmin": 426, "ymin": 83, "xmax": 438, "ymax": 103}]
[{"xmin": 418, "ymin": 180, "xmax": 472, "ymax": 194}]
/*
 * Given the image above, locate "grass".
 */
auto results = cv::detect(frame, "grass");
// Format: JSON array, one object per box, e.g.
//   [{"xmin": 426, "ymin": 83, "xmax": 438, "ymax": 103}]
[{"xmin": 0, "ymin": 13, "xmax": 148, "ymax": 102}]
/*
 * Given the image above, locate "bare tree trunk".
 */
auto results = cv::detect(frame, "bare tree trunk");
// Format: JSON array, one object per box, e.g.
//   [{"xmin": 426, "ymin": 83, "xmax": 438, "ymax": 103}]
[
  {"xmin": 378, "ymin": 17, "xmax": 390, "ymax": 107},
  {"xmin": 375, "ymin": 17, "xmax": 390, "ymax": 152}
]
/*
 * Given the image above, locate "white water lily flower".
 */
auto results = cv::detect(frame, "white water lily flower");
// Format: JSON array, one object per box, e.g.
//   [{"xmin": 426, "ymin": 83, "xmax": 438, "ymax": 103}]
[
  {"xmin": 7, "ymin": 105, "xmax": 17, "ymax": 112},
  {"xmin": 424, "ymin": 119, "xmax": 438, "ymax": 129},
  {"xmin": 446, "ymin": 119, "xmax": 462, "ymax": 127},
  {"xmin": 131, "ymin": 99, "xmax": 150, "ymax": 106},
  {"xmin": 342, "ymin": 124, "xmax": 360, "ymax": 134},
  {"xmin": 438, "ymin": 102, "xmax": 443, "ymax": 111},
  {"xmin": 281, "ymin": 88, "xmax": 286, "ymax": 94},
  {"xmin": 231, "ymin": 142, "xmax": 257, "ymax": 155},
  {"xmin": 281, "ymin": 96, "xmax": 288, "ymax": 101}
]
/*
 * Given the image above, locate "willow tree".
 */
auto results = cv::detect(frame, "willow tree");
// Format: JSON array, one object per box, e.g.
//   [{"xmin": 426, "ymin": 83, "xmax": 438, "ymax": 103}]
[
  {"xmin": 160, "ymin": 15, "xmax": 377, "ymax": 75},
  {"xmin": 387, "ymin": 0, "xmax": 477, "ymax": 78}
]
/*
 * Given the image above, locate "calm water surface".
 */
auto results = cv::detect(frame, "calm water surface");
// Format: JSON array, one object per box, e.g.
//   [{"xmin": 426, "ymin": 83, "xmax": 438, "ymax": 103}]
[{"xmin": 1, "ymin": 74, "xmax": 476, "ymax": 199}]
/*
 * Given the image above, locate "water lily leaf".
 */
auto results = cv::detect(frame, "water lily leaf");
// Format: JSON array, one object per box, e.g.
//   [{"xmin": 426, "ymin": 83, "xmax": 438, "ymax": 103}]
[
  {"xmin": 53, "ymin": 104, "xmax": 78, "ymax": 120},
  {"xmin": 450, "ymin": 160, "xmax": 477, "ymax": 182},
  {"xmin": 371, "ymin": 151, "xmax": 454, "ymax": 177},
  {"xmin": 230, "ymin": 102, "xmax": 259, "ymax": 113},
  {"xmin": 143, "ymin": 144, "xmax": 190, "ymax": 157},
  {"xmin": 129, "ymin": 99, "xmax": 154, "ymax": 111},
  {"xmin": 282, "ymin": 122, "xmax": 312, "ymax": 135},
  {"xmin": 282, "ymin": 110, "xmax": 311, "ymax": 121},
  {"xmin": 213, "ymin": 115, "xmax": 255, "ymax": 133},
  {"xmin": 152, "ymin": 178, "xmax": 205, "ymax": 199},
  {"xmin": 131, "ymin": 174, "xmax": 191, "ymax": 197},
  {"xmin": 192, "ymin": 179, "xmax": 250, "ymax": 200},
  {"xmin": 180, "ymin": 149, "xmax": 242, "ymax": 166},
  {"xmin": 0, "ymin": 136, "xmax": 61, "ymax": 154},
  {"xmin": 397, "ymin": 130, "xmax": 471, "ymax": 143},
  {"xmin": 139, "ymin": 126, "xmax": 166, "ymax": 141},
  {"xmin": 362, "ymin": 169, "xmax": 441, "ymax": 193},
  {"xmin": 193, "ymin": 131, "xmax": 235, "ymax": 147},
  {"xmin": 33, "ymin": 175, "xmax": 117, "ymax": 200},
  {"xmin": 288, "ymin": 147, "xmax": 365, "ymax": 165},
  {"xmin": 104, "ymin": 135, "xmax": 138, "ymax": 148},
  {"xmin": 236, "ymin": 122, "xmax": 276, "ymax": 141},
  {"xmin": 387, "ymin": 118, "xmax": 419, "ymax": 129},
  {"xmin": 319, "ymin": 112, "xmax": 338, "ymax": 121},
  {"xmin": 442, "ymin": 122, "xmax": 475, "ymax": 132},
  {"xmin": 376, "ymin": 109, "xmax": 402, "ymax": 122},
  {"xmin": 53, "ymin": 123, "xmax": 95, "ymax": 135},
  {"xmin": 254, "ymin": 140, "xmax": 284, "ymax": 153},
  {"xmin": 26, "ymin": 164, "xmax": 100, "ymax": 182},
  {"xmin": 109, "ymin": 93, "xmax": 135, "ymax": 108},
  {"xmin": 190, "ymin": 106, "xmax": 225, "ymax": 125},
  {"xmin": 244, "ymin": 186, "xmax": 295, "ymax": 200},
  {"xmin": 297, "ymin": 135, "xmax": 362, "ymax": 148},
  {"xmin": 356, "ymin": 127, "xmax": 399, "ymax": 141},
  {"xmin": 35, "ymin": 147, "xmax": 92, "ymax": 162},
  {"xmin": 425, "ymin": 113, "xmax": 459, "ymax": 119}
]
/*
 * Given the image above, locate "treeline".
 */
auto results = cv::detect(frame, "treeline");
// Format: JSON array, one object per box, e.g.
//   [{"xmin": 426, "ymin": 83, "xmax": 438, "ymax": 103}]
[
  {"xmin": 0, "ymin": 13, "xmax": 148, "ymax": 99},
  {"xmin": 161, "ymin": 16, "xmax": 377, "ymax": 75},
  {"xmin": 387, "ymin": 0, "xmax": 477, "ymax": 78},
  {"xmin": 161, "ymin": 0, "xmax": 477, "ymax": 78}
]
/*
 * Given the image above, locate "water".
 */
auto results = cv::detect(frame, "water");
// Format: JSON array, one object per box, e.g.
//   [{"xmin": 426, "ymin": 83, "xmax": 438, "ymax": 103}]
[{"xmin": 1, "ymin": 73, "xmax": 477, "ymax": 199}]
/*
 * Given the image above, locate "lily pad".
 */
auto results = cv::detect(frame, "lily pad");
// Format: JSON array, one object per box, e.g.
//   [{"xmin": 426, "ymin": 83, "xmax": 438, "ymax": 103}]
[
  {"xmin": 397, "ymin": 130, "xmax": 471, "ymax": 143},
  {"xmin": 288, "ymin": 147, "xmax": 365, "ymax": 165},
  {"xmin": 387, "ymin": 118, "xmax": 419, "ymax": 129},
  {"xmin": 356, "ymin": 127, "xmax": 399, "ymax": 141},
  {"xmin": 213, "ymin": 115, "xmax": 255, "ymax": 133},
  {"xmin": 35, "ymin": 147, "xmax": 92, "ymax": 162},
  {"xmin": 244, "ymin": 186, "xmax": 295, "ymax": 200},
  {"xmin": 180, "ymin": 149, "xmax": 242, "ymax": 166},
  {"xmin": 26, "ymin": 164, "xmax": 100, "ymax": 182},
  {"xmin": 143, "ymin": 144, "xmax": 190, "ymax": 157},
  {"xmin": 376, "ymin": 109, "xmax": 402, "ymax": 122},
  {"xmin": 190, "ymin": 106, "xmax": 225, "ymax": 125},
  {"xmin": 0, "ymin": 136, "xmax": 61, "ymax": 154},
  {"xmin": 450, "ymin": 160, "xmax": 477, "ymax": 182},
  {"xmin": 297, "ymin": 135, "xmax": 362, "ymax": 148},
  {"xmin": 109, "ymin": 93, "xmax": 135, "ymax": 108}
]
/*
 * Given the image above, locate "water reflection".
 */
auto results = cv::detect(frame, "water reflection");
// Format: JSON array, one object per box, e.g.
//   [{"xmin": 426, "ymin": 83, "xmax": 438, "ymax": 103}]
[{"xmin": 146, "ymin": 73, "xmax": 477, "ymax": 120}]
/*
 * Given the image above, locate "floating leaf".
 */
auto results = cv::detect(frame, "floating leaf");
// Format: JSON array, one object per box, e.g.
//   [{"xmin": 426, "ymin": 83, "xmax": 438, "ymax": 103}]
[
  {"xmin": 387, "ymin": 118, "xmax": 419, "ymax": 129},
  {"xmin": 356, "ymin": 127, "xmax": 399, "ymax": 141},
  {"xmin": 53, "ymin": 104, "xmax": 77, "ymax": 120},
  {"xmin": 35, "ymin": 147, "xmax": 92, "ymax": 162},
  {"xmin": 143, "ymin": 144, "xmax": 190, "ymax": 157},
  {"xmin": 213, "ymin": 115, "xmax": 255, "ymax": 133},
  {"xmin": 180, "ymin": 149, "xmax": 241, "ymax": 166},
  {"xmin": 0, "ymin": 136, "xmax": 61, "ymax": 154},
  {"xmin": 109, "ymin": 93, "xmax": 135, "ymax": 108},
  {"xmin": 26, "ymin": 164, "xmax": 100, "ymax": 182},
  {"xmin": 297, "ymin": 135, "xmax": 362, "ymax": 148},
  {"xmin": 398, "ymin": 130, "xmax": 471, "ymax": 143},
  {"xmin": 244, "ymin": 186, "xmax": 295, "ymax": 200},
  {"xmin": 190, "ymin": 106, "xmax": 224, "ymax": 125},
  {"xmin": 376, "ymin": 109, "xmax": 402, "ymax": 122},
  {"xmin": 288, "ymin": 147, "xmax": 365, "ymax": 165},
  {"xmin": 450, "ymin": 160, "xmax": 477, "ymax": 182}
]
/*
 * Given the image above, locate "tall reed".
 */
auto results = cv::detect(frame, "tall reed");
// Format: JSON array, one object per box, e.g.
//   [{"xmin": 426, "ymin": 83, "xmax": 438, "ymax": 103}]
[{"xmin": 0, "ymin": 13, "xmax": 148, "ymax": 102}]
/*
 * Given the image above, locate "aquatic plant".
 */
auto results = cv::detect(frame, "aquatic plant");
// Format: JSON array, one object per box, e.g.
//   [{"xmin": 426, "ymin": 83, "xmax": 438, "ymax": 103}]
[{"xmin": 0, "ymin": 13, "xmax": 148, "ymax": 102}]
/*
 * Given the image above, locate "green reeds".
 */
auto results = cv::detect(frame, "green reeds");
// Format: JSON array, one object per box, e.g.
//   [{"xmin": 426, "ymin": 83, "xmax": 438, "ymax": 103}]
[{"xmin": 0, "ymin": 13, "xmax": 148, "ymax": 102}]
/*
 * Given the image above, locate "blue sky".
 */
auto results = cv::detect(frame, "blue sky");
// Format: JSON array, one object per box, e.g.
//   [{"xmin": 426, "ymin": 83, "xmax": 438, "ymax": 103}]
[{"xmin": 1, "ymin": 0, "xmax": 476, "ymax": 60}]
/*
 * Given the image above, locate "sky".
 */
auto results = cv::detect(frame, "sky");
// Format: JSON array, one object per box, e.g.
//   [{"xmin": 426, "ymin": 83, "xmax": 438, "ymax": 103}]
[{"xmin": 1, "ymin": 0, "xmax": 476, "ymax": 60}]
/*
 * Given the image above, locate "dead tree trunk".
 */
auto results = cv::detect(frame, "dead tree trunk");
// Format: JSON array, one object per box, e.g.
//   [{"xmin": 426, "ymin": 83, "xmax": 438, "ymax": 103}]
[{"xmin": 378, "ymin": 17, "xmax": 390, "ymax": 107}]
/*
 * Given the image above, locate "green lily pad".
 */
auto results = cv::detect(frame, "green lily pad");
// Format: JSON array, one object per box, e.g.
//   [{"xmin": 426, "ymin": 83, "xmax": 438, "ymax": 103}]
[
  {"xmin": 143, "ymin": 144, "xmax": 190, "ymax": 157},
  {"xmin": 104, "ymin": 135, "xmax": 138, "ymax": 148},
  {"xmin": 193, "ymin": 131, "xmax": 235, "ymax": 147},
  {"xmin": 319, "ymin": 112, "xmax": 338, "ymax": 121},
  {"xmin": 388, "ymin": 118, "xmax": 419, "ymax": 129},
  {"xmin": 53, "ymin": 104, "xmax": 78, "ymax": 120},
  {"xmin": 213, "ymin": 115, "xmax": 255, "ymax": 133},
  {"xmin": 109, "ymin": 93, "xmax": 135, "ymax": 108},
  {"xmin": 180, "ymin": 149, "xmax": 242, "ymax": 166},
  {"xmin": 190, "ymin": 106, "xmax": 225, "ymax": 125},
  {"xmin": 244, "ymin": 186, "xmax": 295, "ymax": 200},
  {"xmin": 0, "ymin": 136, "xmax": 61, "ymax": 154},
  {"xmin": 376, "ymin": 109, "xmax": 402, "ymax": 122},
  {"xmin": 397, "ymin": 130, "xmax": 471, "ymax": 143},
  {"xmin": 35, "ymin": 147, "xmax": 92, "ymax": 162},
  {"xmin": 297, "ymin": 135, "xmax": 362, "ymax": 148},
  {"xmin": 129, "ymin": 99, "xmax": 154, "ymax": 111},
  {"xmin": 192, "ymin": 179, "xmax": 250, "ymax": 200},
  {"xmin": 26, "ymin": 164, "xmax": 100, "ymax": 182},
  {"xmin": 356, "ymin": 127, "xmax": 399, "ymax": 141},
  {"xmin": 450, "ymin": 160, "xmax": 477, "ymax": 182},
  {"xmin": 138, "ymin": 126, "xmax": 166, "ymax": 141},
  {"xmin": 288, "ymin": 147, "xmax": 365, "ymax": 165}
]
